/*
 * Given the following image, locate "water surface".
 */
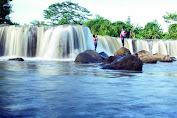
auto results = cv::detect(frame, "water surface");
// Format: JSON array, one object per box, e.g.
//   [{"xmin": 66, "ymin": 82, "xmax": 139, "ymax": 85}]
[{"xmin": 0, "ymin": 59, "xmax": 177, "ymax": 118}]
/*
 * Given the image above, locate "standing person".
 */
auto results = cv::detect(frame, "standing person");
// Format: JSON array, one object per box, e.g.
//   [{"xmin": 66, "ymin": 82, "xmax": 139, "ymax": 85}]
[
  {"xmin": 93, "ymin": 35, "xmax": 98, "ymax": 51},
  {"xmin": 120, "ymin": 28, "xmax": 127, "ymax": 47}
]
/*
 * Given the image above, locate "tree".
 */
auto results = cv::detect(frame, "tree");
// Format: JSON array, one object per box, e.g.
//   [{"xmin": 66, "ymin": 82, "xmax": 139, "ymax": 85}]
[
  {"xmin": 163, "ymin": 12, "xmax": 177, "ymax": 39},
  {"xmin": 124, "ymin": 16, "xmax": 133, "ymax": 38},
  {"xmin": 99, "ymin": 19, "xmax": 113, "ymax": 36},
  {"xmin": 169, "ymin": 24, "xmax": 177, "ymax": 39},
  {"xmin": 126, "ymin": 16, "xmax": 131, "ymax": 24},
  {"xmin": 84, "ymin": 15, "xmax": 103, "ymax": 35},
  {"xmin": 84, "ymin": 14, "xmax": 127, "ymax": 37},
  {"xmin": 84, "ymin": 16, "xmax": 115, "ymax": 36},
  {"xmin": 112, "ymin": 21, "xmax": 125, "ymax": 37},
  {"xmin": 163, "ymin": 12, "xmax": 177, "ymax": 23},
  {"xmin": 43, "ymin": 1, "xmax": 92, "ymax": 25},
  {"xmin": 0, "ymin": 0, "xmax": 12, "ymax": 24},
  {"xmin": 133, "ymin": 25, "xmax": 145, "ymax": 39},
  {"xmin": 143, "ymin": 20, "xmax": 162, "ymax": 39}
]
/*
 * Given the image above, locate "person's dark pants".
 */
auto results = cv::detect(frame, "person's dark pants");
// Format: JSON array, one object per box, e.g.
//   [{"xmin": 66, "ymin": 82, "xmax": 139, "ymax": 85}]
[
  {"xmin": 94, "ymin": 42, "xmax": 97, "ymax": 50},
  {"xmin": 121, "ymin": 37, "xmax": 124, "ymax": 47}
]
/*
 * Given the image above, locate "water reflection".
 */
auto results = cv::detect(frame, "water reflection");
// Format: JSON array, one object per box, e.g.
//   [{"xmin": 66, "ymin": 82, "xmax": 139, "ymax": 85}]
[
  {"xmin": 146, "ymin": 72, "xmax": 177, "ymax": 77},
  {"xmin": 0, "ymin": 60, "xmax": 176, "ymax": 79},
  {"xmin": 0, "ymin": 61, "xmax": 137, "ymax": 78}
]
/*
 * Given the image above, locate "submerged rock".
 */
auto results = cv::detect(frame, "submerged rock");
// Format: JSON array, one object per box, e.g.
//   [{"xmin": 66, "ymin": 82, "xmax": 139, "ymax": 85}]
[
  {"xmin": 170, "ymin": 57, "xmax": 176, "ymax": 61},
  {"xmin": 8, "ymin": 58, "xmax": 24, "ymax": 61},
  {"xmin": 153, "ymin": 53, "xmax": 173, "ymax": 62},
  {"xmin": 101, "ymin": 55, "xmax": 123, "ymax": 65},
  {"xmin": 99, "ymin": 52, "xmax": 109, "ymax": 60},
  {"xmin": 114, "ymin": 47, "xmax": 131, "ymax": 56},
  {"xmin": 75, "ymin": 50, "xmax": 103, "ymax": 63},
  {"xmin": 137, "ymin": 50, "xmax": 157, "ymax": 64},
  {"xmin": 101, "ymin": 55, "xmax": 143, "ymax": 71}
]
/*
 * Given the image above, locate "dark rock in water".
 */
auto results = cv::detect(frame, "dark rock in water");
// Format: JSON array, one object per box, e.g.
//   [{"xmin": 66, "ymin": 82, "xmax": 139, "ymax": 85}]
[
  {"xmin": 153, "ymin": 53, "xmax": 173, "ymax": 62},
  {"xmin": 170, "ymin": 57, "xmax": 176, "ymax": 61},
  {"xmin": 101, "ymin": 55, "xmax": 143, "ymax": 71},
  {"xmin": 9, "ymin": 58, "xmax": 24, "ymax": 61},
  {"xmin": 75, "ymin": 50, "xmax": 103, "ymax": 63},
  {"xmin": 114, "ymin": 47, "xmax": 131, "ymax": 56},
  {"xmin": 137, "ymin": 50, "xmax": 157, "ymax": 64},
  {"xmin": 101, "ymin": 55, "xmax": 123, "ymax": 65},
  {"xmin": 99, "ymin": 52, "xmax": 109, "ymax": 60}
]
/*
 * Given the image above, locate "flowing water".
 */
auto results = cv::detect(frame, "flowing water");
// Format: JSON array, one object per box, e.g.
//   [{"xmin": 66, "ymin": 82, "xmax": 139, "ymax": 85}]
[
  {"xmin": 0, "ymin": 25, "xmax": 177, "ymax": 118},
  {"xmin": 0, "ymin": 59, "xmax": 177, "ymax": 118}
]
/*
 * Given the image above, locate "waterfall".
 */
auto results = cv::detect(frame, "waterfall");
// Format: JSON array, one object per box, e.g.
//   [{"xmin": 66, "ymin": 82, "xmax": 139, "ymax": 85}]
[
  {"xmin": 0, "ymin": 24, "xmax": 177, "ymax": 59},
  {"xmin": 96, "ymin": 36, "xmax": 177, "ymax": 57},
  {"xmin": 0, "ymin": 25, "xmax": 93, "ymax": 59}
]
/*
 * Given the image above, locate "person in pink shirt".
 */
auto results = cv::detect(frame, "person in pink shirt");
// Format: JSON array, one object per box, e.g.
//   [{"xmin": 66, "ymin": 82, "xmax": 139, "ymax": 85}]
[
  {"xmin": 120, "ymin": 28, "xmax": 127, "ymax": 47},
  {"xmin": 93, "ymin": 35, "xmax": 98, "ymax": 51}
]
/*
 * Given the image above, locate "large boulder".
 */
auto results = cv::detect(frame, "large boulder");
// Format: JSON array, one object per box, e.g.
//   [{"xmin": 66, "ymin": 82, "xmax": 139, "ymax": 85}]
[
  {"xmin": 8, "ymin": 58, "xmax": 24, "ymax": 61},
  {"xmin": 114, "ymin": 47, "xmax": 131, "ymax": 56},
  {"xmin": 75, "ymin": 50, "xmax": 103, "ymax": 63},
  {"xmin": 137, "ymin": 50, "xmax": 157, "ymax": 63},
  {"xmin": 153, "ymin": 53, "xmax": 173, "ymax": 62},
  {"xmin": 101, "ymin": 55, "xmax": 143, "ymax": 71}
]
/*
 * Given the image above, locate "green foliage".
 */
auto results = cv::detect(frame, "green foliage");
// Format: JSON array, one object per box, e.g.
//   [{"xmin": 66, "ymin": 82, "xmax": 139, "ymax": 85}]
[
  {"xmin": 131, "ymin": 20, "xmax": 163, "ymax": 39},
  {"xmin": 84, "ymin": 16, "xmax": 168, "ymax": 39},
  {"xmin": 132, "ymin": 26, "xmax": 145, "ymax": 39},
  {"xmin": 11, "ymin": 22, "xmax": 20, "ymax": 26},
  {"xmin": 168, "ymin": 24, "xmax": 177, "ymax": 39},
  {"xmin": 84, "ymin": 13, "xmax": 177, "ymax": 39},
  {"xmin": 112, "ymin": 21, "xmax": 125, "ymax": 37},
  {"xmin": 43, "ymin": 1, "xmax": 91, "ymax": 25},
  {"xmin": 161, "ymin": 33, "xmax": 170, "ymax": 39},
  {"xmin": 98, "ymin": 19, "xmax": 113, "ymax": 36},
  {"xmin": 143, "ymin": 20, "xmax": 163, "ymax": 39},
  {"xmin": 162, "ymin": 12, "xmax": 177, "ymax": 39},
  {"xmin": 124, "ymin": 17, "xmax": 133, "ymax": 38},
  {"xmin": 84, "ymin": 15, "xmax": 125, "ymax": 37},
  {"xmin": 163, "ymin": 12, "xmax": 177, "ymax": 23},
  {"xmin": 0, "ymin": 0, "xmax": 12, "ymax": 24}
]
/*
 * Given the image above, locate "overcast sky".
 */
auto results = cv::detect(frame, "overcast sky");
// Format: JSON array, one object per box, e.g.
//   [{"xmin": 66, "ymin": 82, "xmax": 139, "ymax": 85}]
[{"xmin": 10, "ymin": 0, "xmax": 177, "ymax": 32}]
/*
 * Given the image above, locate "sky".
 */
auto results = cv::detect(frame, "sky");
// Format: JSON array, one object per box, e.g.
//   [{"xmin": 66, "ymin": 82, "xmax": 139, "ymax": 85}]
[{"xmin": 10, "ymin": 0, "xmax": 177, "ymax": 32}]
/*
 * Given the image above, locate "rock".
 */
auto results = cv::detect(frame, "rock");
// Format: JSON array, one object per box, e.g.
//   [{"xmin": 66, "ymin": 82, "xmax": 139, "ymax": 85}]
[
  {"xmin": 101, "ymin": 55, "xmax": 123, "ymax": 65},
  {"xmin": 153, "ymin": 53, "xmax": 173, "ymax": 62},
  {"xmin": 99, "ymin": 52, "xmax": 109, "ymax": 60},
  {"xmin": 75, "ymin": 50, "xmax": 103, "ymax": 63},
  {"xmin": 137, "ymin": 50, "xmax": 157, "ymax": 63},
  {"xmin": 101, "ymin": 54, "xmax": 143, "ymax": 71},
  {"xmin": 170, "ymin": 57, "xmax": 176, "ymax": 61},
  {"xmin": 114, "ymin": 47, "xmax": 131, "ymax": 56},
  {"xmin": 8, "ymin": 58, "xmax": 24, "ymax": 61}
]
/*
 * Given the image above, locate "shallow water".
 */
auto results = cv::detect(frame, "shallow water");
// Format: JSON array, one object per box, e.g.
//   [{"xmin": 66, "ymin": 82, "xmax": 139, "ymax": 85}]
[{"xmin": 0, "ymin": 59, "xmax": 177, "ymax": 118}]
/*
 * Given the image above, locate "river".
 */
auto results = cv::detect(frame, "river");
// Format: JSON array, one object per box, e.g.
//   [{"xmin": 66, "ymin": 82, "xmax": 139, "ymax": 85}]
[{"xmin": 0, "ymin": 58, "xmax": 177, "ymax": 118}]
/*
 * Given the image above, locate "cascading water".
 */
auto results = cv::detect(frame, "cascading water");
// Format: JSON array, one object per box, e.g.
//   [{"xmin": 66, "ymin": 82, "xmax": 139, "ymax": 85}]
[
  {"xmin": 0, "ymin": 24, "xmax": 177, "ymax": 59},
  {"xmin": 96, "ymin": 36, "xmax": 177, "ymax": 57},
  {"xmin": 0, "ymin": 25, "xmax": 93, "ymax": 59}
]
